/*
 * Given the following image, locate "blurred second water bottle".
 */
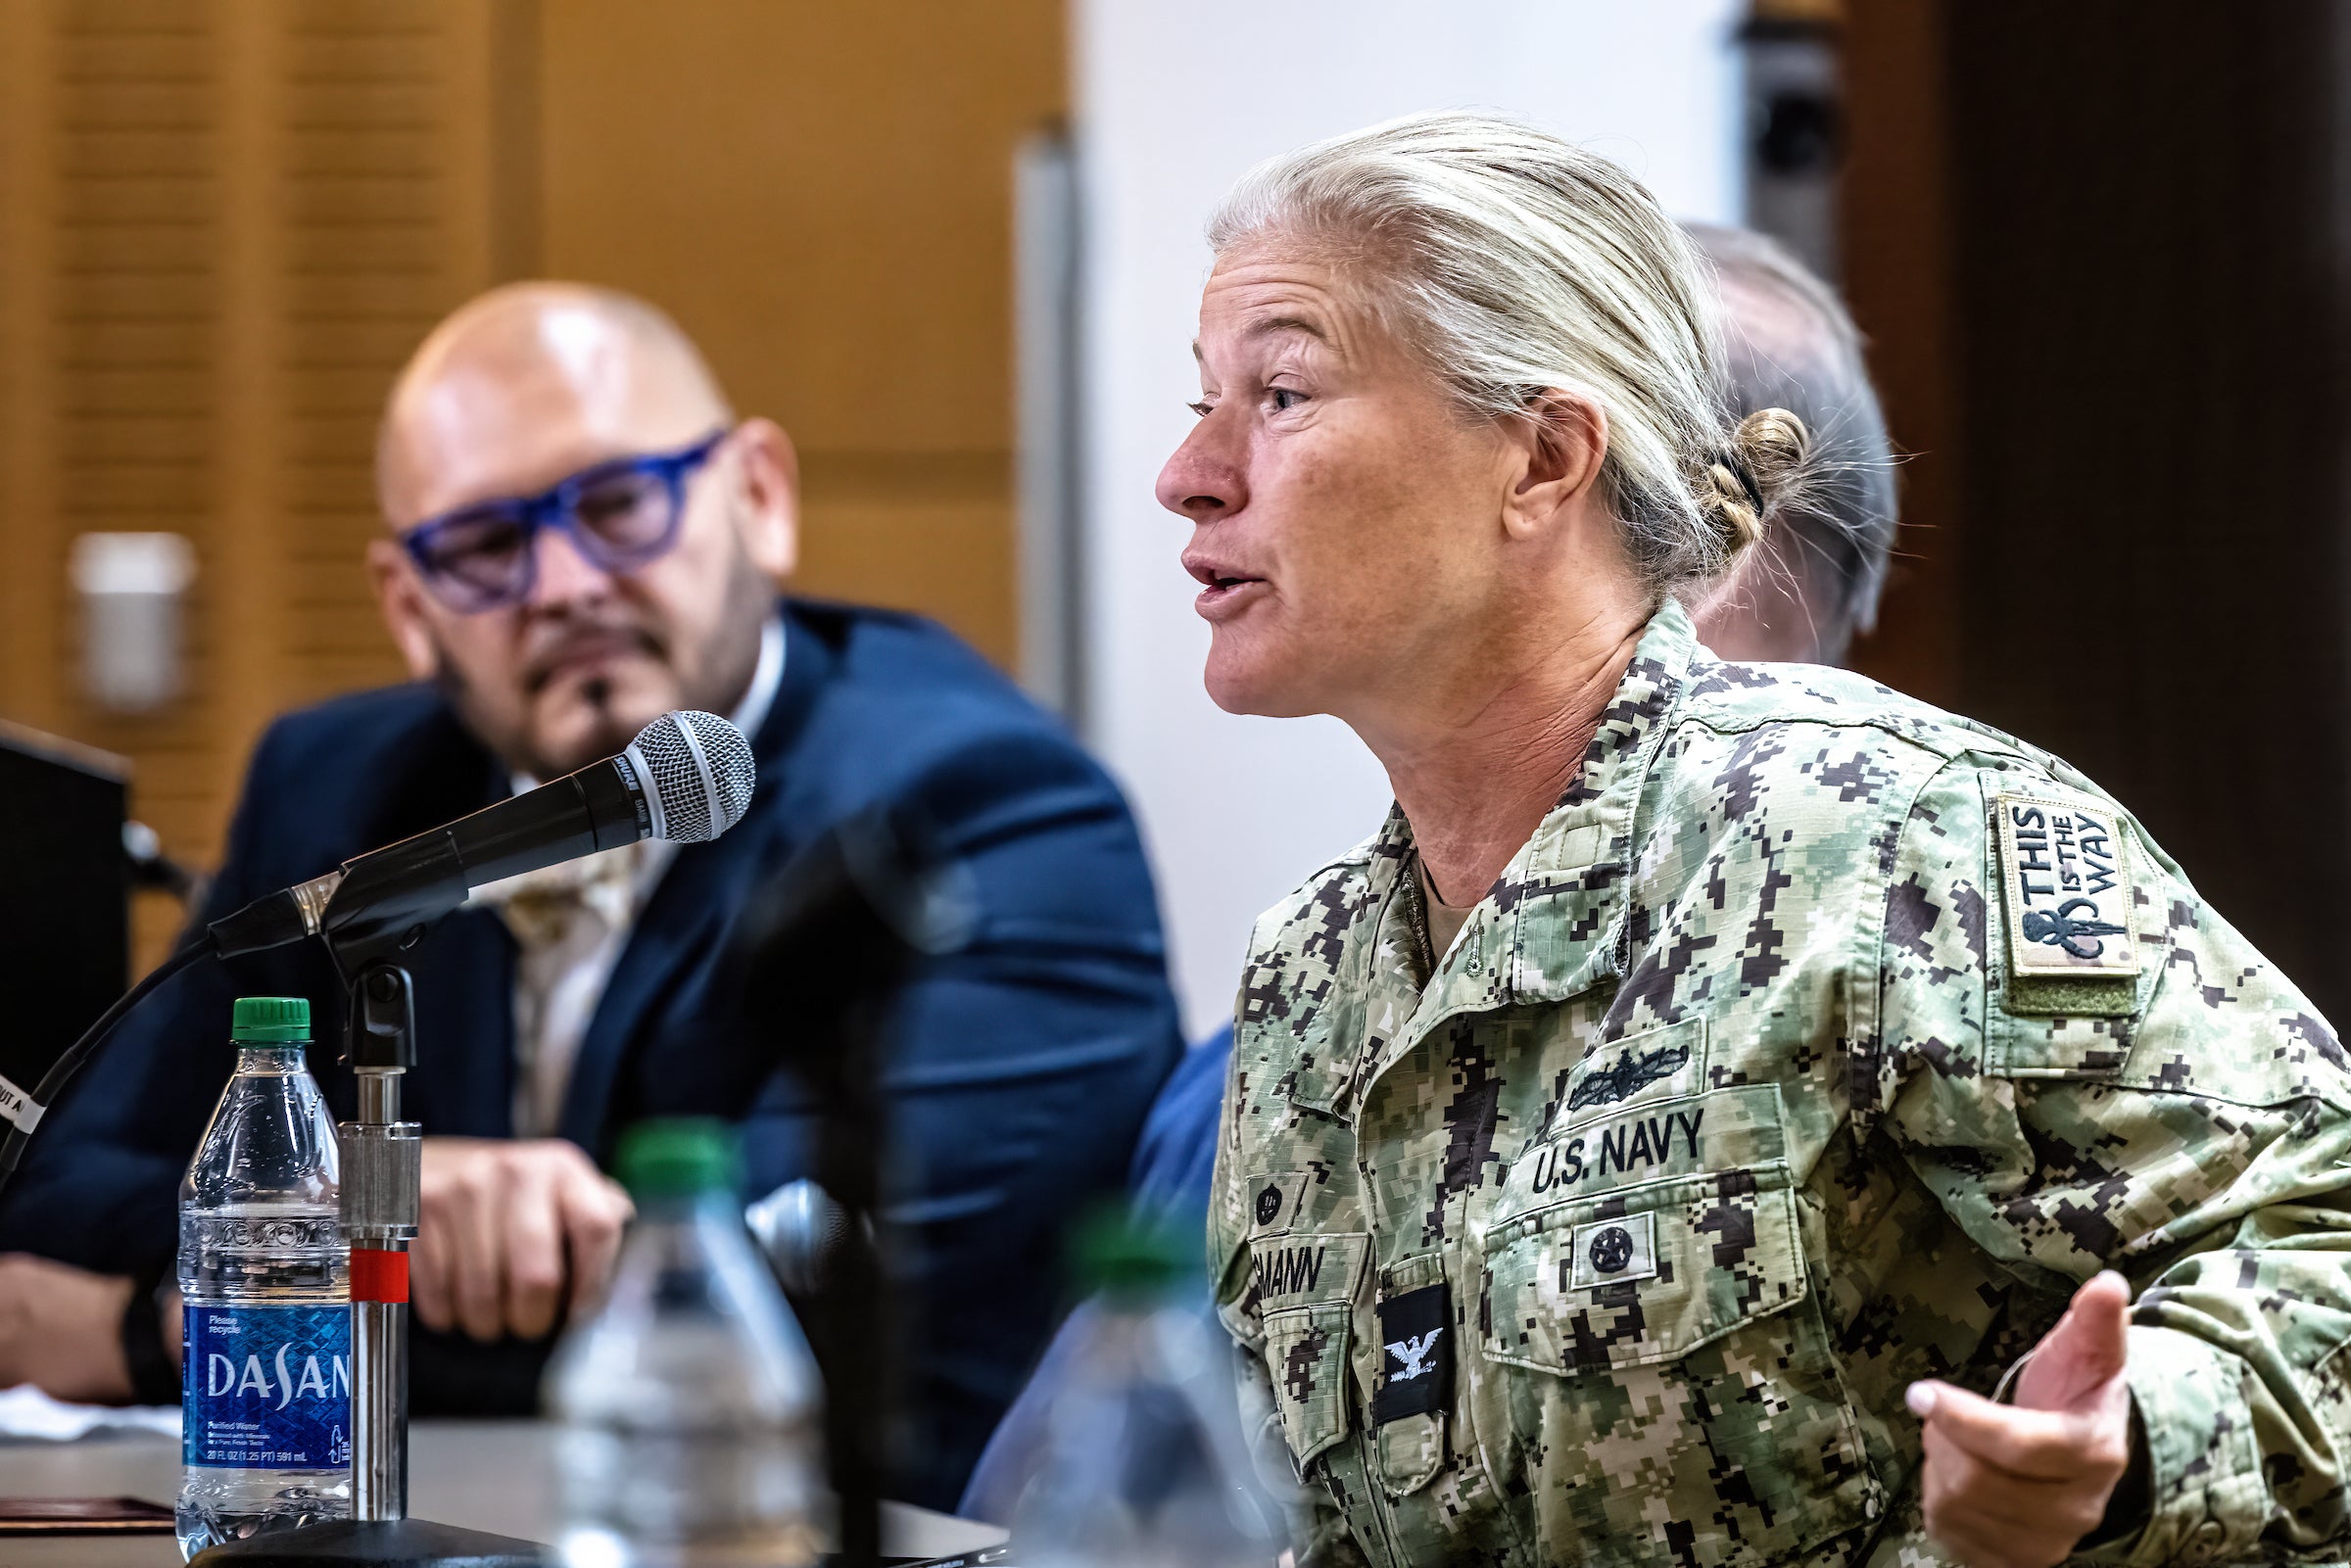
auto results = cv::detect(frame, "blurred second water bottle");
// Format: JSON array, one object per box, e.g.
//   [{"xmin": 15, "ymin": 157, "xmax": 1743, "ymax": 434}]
[
  {"xmin": 1011, "ymin": 1209, "xmax": 1286, "ymax": 1568},
  {"xmin": 546, "ymin": 1118, "xmax": 826, "ymax": 1568}
]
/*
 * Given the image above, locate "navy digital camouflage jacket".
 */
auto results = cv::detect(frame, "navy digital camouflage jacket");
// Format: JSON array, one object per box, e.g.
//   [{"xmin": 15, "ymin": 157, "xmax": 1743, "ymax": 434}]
[{"xmin": 1210, "ymin": 596, "xmax": 2351, "ymax": 1568}]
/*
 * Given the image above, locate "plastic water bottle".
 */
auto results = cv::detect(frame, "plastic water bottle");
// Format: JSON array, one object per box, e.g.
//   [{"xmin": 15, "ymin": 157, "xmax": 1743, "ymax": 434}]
[
  {"xmin": 174, "ymin": 996, "xmax": 351, "ymax": 1557},
  {"xmin": 547, "ymin": 1118, "xmax": 826, "ymax": 1567},
  {"xmin": 1011, "ymin": 1208, "xmax": 1285, "ymax": 1568}
]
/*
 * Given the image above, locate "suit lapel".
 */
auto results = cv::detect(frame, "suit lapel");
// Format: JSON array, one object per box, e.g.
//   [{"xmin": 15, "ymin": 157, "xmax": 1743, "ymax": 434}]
[
  {"xmin": 408, "ymin": 907, "xmax": 518, "ymax": 1137},
  {"xmin": 556, "ymin": 605, "xmax": 832, "ymax": 1154},
  {"xmin": 555, "ymin": 840, "xmax": 742, "ymax": 1152}
]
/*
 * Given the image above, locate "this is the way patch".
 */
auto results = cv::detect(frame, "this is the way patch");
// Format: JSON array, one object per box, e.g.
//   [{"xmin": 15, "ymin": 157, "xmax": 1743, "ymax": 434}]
[{"xmin": 1996, "ymin": 793, "xmax": 2138, "ymax": 980}]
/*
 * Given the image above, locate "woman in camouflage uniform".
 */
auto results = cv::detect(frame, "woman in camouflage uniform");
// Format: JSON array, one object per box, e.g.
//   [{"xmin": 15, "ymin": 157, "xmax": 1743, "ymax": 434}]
[{"xmin": 1155, "ymin": 111, "xmax": 2351, "ymax": 1568}]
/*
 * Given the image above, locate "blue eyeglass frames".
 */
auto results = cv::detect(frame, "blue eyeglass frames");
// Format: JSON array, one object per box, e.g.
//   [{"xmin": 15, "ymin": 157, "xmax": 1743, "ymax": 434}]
[{"xmin": 398, "ymin": 428, "xmax": 731, "ymax": 613}]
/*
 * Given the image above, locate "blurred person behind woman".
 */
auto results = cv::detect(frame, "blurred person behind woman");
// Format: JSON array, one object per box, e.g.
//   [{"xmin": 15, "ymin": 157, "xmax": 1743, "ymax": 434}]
[
  {"xmin": 1160, "ymin": 111, "xmax": 2351, "ymax": 1568},
  {"xmin": 1684, "ymin": 220, "xmax": 1896, "ymax": 665}
]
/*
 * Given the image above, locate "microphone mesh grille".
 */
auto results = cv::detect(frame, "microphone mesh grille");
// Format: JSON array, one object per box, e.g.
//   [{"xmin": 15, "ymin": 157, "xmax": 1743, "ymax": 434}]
[{"xmin": 631, "ymin": 710, "xmax": 757, "ymax": 842}]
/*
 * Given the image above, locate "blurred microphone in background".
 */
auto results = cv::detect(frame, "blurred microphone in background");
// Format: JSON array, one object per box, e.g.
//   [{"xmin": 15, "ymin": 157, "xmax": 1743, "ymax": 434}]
[
  {"xmin": 0, "ymin": 280, "xmax": 1183, "ymax": 1512},
  {"xmin": 747, "ymin": 1178, "xmax": 861, "ymax": 1300}
]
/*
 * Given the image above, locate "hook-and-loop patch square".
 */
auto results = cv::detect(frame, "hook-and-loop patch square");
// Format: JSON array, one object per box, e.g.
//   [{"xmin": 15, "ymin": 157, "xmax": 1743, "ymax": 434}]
[
  {"xmin": 1567, "ymin": 1210, "xmax": 1659, "ymax": 1291},
  {"xmin": 1371, "ymin": 1283, "xmax": 1450, "ymax": 1425}
]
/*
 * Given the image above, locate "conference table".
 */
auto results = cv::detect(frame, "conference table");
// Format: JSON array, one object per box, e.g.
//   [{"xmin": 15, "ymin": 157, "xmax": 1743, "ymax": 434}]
[{"xmin": 0, "ymin": 1420, "xmax": 1008, "ymax": 1565}]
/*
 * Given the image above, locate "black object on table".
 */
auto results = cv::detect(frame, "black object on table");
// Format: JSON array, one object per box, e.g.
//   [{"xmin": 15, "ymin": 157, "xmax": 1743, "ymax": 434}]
[
  {"xmin": 0, "ymin": 720, "xmax": 129, "ymax": 1120},
  {"xmin": 0, "ymin": 1495, "xmax": 176, "ymax": 1534},
  {"xmin": 193, "ymin": 1517, "xmax": 542, "ymax": 1567}
]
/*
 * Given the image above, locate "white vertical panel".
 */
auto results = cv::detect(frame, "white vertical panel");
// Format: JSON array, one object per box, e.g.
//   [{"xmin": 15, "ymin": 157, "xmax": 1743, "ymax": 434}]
[
  {"xmin": 1014, "ymin": 130, "xmax": 1084, "ymax": 719},
  {"xmin": 1073, "ymin": 0, "xmax": 1746, "ymax": 1034}
]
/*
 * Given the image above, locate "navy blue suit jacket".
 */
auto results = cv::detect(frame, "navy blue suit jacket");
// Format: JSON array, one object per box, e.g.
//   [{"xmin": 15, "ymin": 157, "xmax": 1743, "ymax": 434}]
[{"xmin": 0, "ymin": 598, "xmax": 1182, "ymax": 1509}]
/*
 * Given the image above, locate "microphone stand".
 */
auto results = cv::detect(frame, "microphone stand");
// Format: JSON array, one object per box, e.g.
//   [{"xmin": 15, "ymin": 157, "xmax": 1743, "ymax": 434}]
[
  {"xmin": 341, "ymin": 963, "xmax": 422, "ymax": 1531},
  {"xmin": 733, "ymin": 805, "xmax": 974, "ymax": 1568}
]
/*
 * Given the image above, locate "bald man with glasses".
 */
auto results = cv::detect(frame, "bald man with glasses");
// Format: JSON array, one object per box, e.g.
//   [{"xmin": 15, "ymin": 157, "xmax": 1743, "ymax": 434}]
[{"xmin": 0, "ymin": 283, "xmax": 1183, "ymax": 1510}]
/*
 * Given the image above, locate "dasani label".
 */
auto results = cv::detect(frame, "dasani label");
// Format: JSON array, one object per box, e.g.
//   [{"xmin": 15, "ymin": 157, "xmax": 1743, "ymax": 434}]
[{"xmin": 181, "ymin": 1303, "xmax": 352, "ymax": 1470}]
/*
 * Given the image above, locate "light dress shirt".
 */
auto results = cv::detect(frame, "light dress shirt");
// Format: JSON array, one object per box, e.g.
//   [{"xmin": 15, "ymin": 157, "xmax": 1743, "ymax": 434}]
[{"xmin": 470, "ymin": 615, "xmax": 783, "ymax": 1138}]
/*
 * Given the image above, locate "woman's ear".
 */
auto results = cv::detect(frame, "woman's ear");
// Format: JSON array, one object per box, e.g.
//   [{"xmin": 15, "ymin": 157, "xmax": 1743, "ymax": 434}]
[{"xmin": 1502, "ymin": 391, "xmax": 1607, "ymax": 540}]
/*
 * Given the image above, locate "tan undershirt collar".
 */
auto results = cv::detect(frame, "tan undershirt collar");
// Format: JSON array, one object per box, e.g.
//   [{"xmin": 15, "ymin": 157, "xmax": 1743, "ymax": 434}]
[{"xmin": 1416, "ymin": 858, "xmax": 1476, "ymax": 972}]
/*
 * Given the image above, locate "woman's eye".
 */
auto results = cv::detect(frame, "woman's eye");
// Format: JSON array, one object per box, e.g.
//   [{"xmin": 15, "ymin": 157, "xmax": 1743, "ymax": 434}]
[
  {"xmin": 1187, "ymin": 400, "xmax": 1214, "ymax": 418},
  {"xmin": 1269, "ymin": 387, "xmax": 1304, "ymax": 411}
]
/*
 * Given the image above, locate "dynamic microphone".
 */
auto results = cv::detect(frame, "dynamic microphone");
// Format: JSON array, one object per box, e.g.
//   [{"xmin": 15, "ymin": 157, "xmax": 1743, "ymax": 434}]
[
  {"xmin": 0, "ymin": 710, "xmax": 757, "ymax": 1179},
  {"xmin": 208, "ymin": 709, "xmax": 757, "ymax": 964}
]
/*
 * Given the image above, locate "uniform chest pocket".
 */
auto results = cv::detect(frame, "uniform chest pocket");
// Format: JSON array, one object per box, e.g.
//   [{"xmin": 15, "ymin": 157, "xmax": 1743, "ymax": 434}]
[
  {"xmin": 1477, "ymin": 1090, "xmax": 1883, "ymax": 1568},
  {"xmin": 1482, "ymin": 1165, "xmax": 1809, "ymax": 1372},
  {"xmin": 1252, "ymin": 1230, "xmax": 1368, "ymax": 1471}
]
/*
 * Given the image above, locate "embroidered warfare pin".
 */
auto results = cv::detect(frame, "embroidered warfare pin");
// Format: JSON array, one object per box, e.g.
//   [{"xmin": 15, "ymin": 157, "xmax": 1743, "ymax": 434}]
[
  {"xmin": 1996, "ymin": 793, "xmax": 2138, "ymax": 980},
  {"xmin": 1566, "ymin": 1040, "xmax": 1691, "ymax": 1113}
]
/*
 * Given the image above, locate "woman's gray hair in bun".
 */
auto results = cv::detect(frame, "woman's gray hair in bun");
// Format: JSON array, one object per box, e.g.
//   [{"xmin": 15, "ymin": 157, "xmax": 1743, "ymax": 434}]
[{"xmin": 1209, "ymin": 110, "xmax": 1813, "ymax": 594}]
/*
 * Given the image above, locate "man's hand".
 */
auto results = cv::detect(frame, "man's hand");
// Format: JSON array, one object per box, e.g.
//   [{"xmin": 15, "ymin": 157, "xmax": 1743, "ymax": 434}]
[
  {"xmin": 1910, "ymin": 1270, "xmax": 2136, "ymax": 1568},
  {"xmin": 0, "ymin": 1253, "xmax": 138, "ymax": 1402},
  {"xmin": 413, "ymin": 1137, "xmax": 632, "ymax": 1343}
]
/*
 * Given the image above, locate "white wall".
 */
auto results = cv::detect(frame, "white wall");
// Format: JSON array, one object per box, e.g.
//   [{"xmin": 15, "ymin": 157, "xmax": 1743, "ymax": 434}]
[{"xmin": 1074, "ymin": 0, "xmax": 1745, "ymax": 1035}]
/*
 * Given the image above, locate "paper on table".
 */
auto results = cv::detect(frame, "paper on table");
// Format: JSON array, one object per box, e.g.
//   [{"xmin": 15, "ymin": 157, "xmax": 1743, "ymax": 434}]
[{"xmin": 0, "ymin": 1384, "xmax": 178, "ymax": 1443}]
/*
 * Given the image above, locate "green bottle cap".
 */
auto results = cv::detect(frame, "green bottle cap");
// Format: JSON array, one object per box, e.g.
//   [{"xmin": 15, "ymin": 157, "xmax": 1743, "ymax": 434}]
[
  {"xmin": 616, "ymin": 1117, "xmax": 744, "ymax": 1201},
  {"xmin": 230, "ymin": 995, "xmax": 311, "ymax": 1045},
  {"xmin": 1071, "ymin": 1202, "xmax": 1193, "ymax": 1302}
]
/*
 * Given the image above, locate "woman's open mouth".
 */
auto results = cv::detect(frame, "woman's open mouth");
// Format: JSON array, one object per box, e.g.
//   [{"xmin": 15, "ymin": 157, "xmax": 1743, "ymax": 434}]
[{"xmin": 1185, "ymin": 557, "xmax": 1268, "ymax": 619}]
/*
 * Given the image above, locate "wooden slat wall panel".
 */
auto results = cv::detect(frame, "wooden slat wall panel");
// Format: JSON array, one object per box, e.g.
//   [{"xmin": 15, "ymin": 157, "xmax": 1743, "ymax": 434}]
[
  {"xmin": 0, "ymin": 7, "xmax": 63, "ymax": 739},
  {"xmin": 52, "ymin": 4, "xmax": 224, "ymax": 971},
  {"xmin": 0, "ymin": 0, "xmax": 1056, "ymax": 979},
  {"xmin": 539, "ymin": 1, "xmax": 1068, "ymax": 670},
  {"xmin": 1842, "ymin": 0, "xmax": 2351, "ymax": 1022},
  {"xmin": 276, "ymin": 2, "xmax": 463, "ymax": 704},
  {"xmin": 0, "ymin": 0, "xmax": 520, "ymax": 974}
]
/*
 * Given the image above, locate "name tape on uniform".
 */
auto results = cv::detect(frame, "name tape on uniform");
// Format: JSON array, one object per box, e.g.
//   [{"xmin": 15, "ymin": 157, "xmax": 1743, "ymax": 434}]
[
  {"xmin": 1249, "ymin": 1230, "xmax": 1368, "ymax": 1310},
  {"xmin": 1996, "ymin": 794, "xmax": 2138, "ymax": 980}
]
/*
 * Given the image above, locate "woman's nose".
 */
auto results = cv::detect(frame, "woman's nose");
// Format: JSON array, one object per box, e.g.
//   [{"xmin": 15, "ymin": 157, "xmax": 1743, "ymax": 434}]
[{"xmin": 1155, "ymin": 418, "xmax": 1244, "ymax": 523}]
